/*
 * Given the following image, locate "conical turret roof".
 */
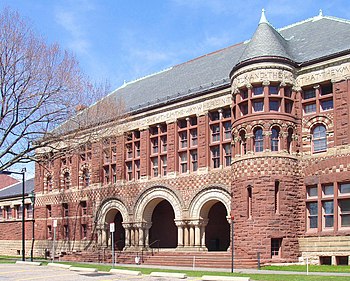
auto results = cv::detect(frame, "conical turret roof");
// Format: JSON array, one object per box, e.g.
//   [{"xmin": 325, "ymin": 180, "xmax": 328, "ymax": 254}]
[{"xmin": 237, "ymin": 9, "xmax": 292, "ymax": 64}]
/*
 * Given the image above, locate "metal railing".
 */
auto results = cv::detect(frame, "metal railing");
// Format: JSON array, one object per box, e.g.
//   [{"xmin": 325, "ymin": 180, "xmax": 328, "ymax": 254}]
[{"xmin": 148, "ymin": 239, "xmax": 160, "ymax": 256}]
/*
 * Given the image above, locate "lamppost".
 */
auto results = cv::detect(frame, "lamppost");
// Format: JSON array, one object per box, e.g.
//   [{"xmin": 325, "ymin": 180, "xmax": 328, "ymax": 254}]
[
  {"xmin": 29, "ymin": 191, "xmax": 35, "ymax": 262},
  {"xmin": 230, "ymin": 213, "xmax": 234, "ymax": 273},
  {"xmin": 0, "ymin": 168, "xmax": 26, "ymax": 261}
]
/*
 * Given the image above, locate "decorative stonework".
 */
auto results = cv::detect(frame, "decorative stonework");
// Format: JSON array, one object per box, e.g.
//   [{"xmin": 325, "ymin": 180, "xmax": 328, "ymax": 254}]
[
  {"xmin": 133, "ymin": 186, "xmax": 184, "ymax": 222},
  {"xmin": 188, "ymin": 186, "xmax": 231, "ymax": 219},
  {"xmin": 96, "ymin": 198, "xmax": 130, "ymax": 225}
]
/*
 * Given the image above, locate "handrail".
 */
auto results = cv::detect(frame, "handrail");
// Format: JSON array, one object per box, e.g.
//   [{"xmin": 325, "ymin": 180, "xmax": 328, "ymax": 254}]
[{"xmin": 148, "ymin": 239, "xmax": 160, "ymax": 256}]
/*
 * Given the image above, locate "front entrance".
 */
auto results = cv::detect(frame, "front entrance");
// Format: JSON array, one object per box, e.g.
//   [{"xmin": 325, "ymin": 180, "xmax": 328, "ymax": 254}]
[
  {"xmin": 149, "ymin": 199, "xmax": 177, "ymax": 248},
  {"xmin": 105, "ymin": 209, "xmax": 125, "ymax": 250},
  {"xmin": 205, "ymin": 201, "xmax": 230, "ymax": 251}
]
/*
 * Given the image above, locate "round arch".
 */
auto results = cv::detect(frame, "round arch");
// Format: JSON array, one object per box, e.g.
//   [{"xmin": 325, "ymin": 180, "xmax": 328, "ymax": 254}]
[
  {"xmin": 134, "ymin": 186, "xmax": 183, "ymax": 222},
  {"xmin": 96, "ymin": 198, "xmax": 130, "ymax": 225},
  {"xmin": 189, "ymin": 186, "xmax": 231, "ymax": 219}
]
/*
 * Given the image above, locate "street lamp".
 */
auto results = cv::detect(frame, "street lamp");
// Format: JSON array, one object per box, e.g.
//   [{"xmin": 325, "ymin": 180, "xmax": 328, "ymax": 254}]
[
  {"xmin": 230, "ymin": 213, "xmax": 234, "ymax": 273},
  {"xmin": 0, "ymin": 168, "xmax": 26, "ymax": 261},
  {"xmin": 29, "ymin": 191, "xmax": 35, "ymax": 262}
]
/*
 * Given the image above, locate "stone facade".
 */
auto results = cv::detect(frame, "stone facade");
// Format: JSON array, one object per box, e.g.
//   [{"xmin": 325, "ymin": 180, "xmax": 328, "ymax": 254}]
[{"xmin": 2, "ymin": 12, "xmax": 350, "ymax": 267}]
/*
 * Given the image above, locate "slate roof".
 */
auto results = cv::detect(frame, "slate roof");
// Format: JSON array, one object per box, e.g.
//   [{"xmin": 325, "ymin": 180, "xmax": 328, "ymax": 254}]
[
  {"xmin": 0, "ymin": 178, "xmax": 34, "ymax": 199},
  {"xmin": 55, "ymin": 13, "xmax": 350, "ymax": 134}
]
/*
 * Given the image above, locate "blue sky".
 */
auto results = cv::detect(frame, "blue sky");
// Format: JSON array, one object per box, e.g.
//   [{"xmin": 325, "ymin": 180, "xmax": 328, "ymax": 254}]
[
  {"xmin": 1, "ymin": 0, "xmax": 350, "ymax": 92},
  {"xmin": 1, "ymin": 0, "xmax": 350, "ymax": 178}
]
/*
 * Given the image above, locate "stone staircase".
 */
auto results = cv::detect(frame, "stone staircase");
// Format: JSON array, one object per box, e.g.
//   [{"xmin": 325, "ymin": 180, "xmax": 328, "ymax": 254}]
[{"xmin": 61, "ymin": 249, "xmax": 258, "ymax": 269}]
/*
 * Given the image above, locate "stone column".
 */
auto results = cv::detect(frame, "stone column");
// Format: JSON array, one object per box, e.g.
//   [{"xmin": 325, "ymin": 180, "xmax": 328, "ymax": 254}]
[
  {"xmin": 175, "ymin": 221, "xmax": 184, "ymax": 248},
  {"xmin": 200, "ymin": 220, "xmax": 208, "ymax": 250},
  {"xmin": 138, "ymin": 225, "xmax": 144, "ymax": 248},
  {"xmin": 125, "ymin": 227, "xmax": 130, "ymax": 247},
  {"xmin": 194, "ymin": 223, "xmax": 201, "ymax": 248},
  {"xmin": 144, "ymin": 224, "xmax": 151, "ymax": 248},
  {"xmin": 130, "ymin": 227, "xmax": 135, "ymax": 247},
  {"xmin": 189, "ymin": 225, "xmax": 195, "ymax": 247},
  {"xmin": 184, "ymin": 225, "xmax": 189, "ymax": 247}
]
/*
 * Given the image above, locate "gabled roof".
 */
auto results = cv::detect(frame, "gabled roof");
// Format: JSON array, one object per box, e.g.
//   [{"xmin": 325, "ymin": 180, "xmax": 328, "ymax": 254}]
[
  {"xmin": 0, "ymin": 174, "xmax": 19, "ymax": 190},
  {"xmin": 54, "ymin": 12, "xmax": 350, "ymax": 135},
  {"xmin": 0, "ymin": 178, "xmax": 34, "ymax": 199}
]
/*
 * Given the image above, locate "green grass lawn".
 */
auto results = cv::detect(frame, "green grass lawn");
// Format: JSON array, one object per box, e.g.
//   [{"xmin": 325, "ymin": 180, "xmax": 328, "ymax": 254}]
[
  {"xmin": 1, "ymin": 258, "xmax": 350, "ymax": 281},
  {"xmin": 263, "ymin": 264, "xmax": 350, "ymax": 273}
]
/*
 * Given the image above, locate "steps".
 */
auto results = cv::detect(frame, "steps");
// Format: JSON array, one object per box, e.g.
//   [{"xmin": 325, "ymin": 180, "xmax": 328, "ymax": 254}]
[{"xmin": 61, "ymin": 249, "xmax": 258, "ymax": 269}]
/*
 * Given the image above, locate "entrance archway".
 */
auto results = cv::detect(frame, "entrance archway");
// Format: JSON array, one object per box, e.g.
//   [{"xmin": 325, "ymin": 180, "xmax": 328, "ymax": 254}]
[
  {"xmin": 205, "ymin": 201, "xmax": 230, "ymax": 251},
  {"xmin": 148, "ymin": 200, "xmax": 177, "ymax": 248},
  {"xmin": 105, "ymin": 209, "xmax": 125, "ymax": 250}
]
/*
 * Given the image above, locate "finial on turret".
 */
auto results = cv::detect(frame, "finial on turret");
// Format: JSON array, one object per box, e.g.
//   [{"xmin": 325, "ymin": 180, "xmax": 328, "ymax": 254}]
[
  {"xmin": 259, "ymin": 8, "xmax": 268, "ymax": 24},
  {"xmin": 318, "ymin": 9, "xmax": 323, "ymax": 17}
]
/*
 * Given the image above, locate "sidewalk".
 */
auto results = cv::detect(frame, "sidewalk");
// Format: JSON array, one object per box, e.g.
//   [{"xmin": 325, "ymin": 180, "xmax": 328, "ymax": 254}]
[{"xmin": 113, "ymin": 262, "xmax": 350, "ymax": 277}]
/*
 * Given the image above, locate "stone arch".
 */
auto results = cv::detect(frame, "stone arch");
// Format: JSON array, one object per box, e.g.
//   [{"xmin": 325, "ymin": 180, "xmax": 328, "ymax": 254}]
[
  {"xmin": 96, "ymin": 197, "xmax": 130, "ymax": 225},
  {"xmin": 134, "ymin": 186, "xmax": 183, "ymax": 222},
  {"xmin": 305, "ymin": 115, "xmax": 332, "ymax": 131},
  {"xmin": 189, "ymin": 186, "xmax": 231, "ymax": 219}
]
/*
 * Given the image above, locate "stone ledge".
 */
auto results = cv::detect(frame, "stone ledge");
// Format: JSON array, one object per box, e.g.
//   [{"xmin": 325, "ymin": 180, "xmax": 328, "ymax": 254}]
[
  {"xmin": 47, "ymin": 263, "xmax": 71, "ymax": 269},
  {"xmin": 202, "ymin": 276, "xmax": 250, "ymax": 281},
  {"xmin": 109, "ymin": 269, "xmax": 141, "ymax": 276},
  {"xmin": 69, "ymin": 266, "xmax": 97, "ymax": 272},
  {"xmin": 15, "ymin": 261, "xmax": 42, "ymax": 266},
  {"xmin": 150, "ymin": 272, "xmax": 187, "ymax": 279}
]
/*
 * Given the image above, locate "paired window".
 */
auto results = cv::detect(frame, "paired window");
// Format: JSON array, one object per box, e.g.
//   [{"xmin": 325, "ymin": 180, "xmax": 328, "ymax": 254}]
[
  {"xmin": 103, "ymin": 137, "xmax": 118, "ymax": 184},
  {"xmin": 178, "ymin": 116, "xmax": 198, "ymax": 173},
  {"xmin": 306, "ymin": 183, "xmax": 350, "ymax": 231},
  {"xmin": 125, "ymin": 131, "xmax": 141, "ymax": 180},
  {"xmin": 63, "ymin": 171, "xmax": 70, "ymax": 189},
  {"xmin": 82, "ymin": 168, "xmax": 90, "ymax": 187},
  {"xmin": 302, "ymin": 82, "xmax": 333, "ymax": 115},
  {"xmin": 271, "ymin": 127, "xmax": 280, "ymax": 152},
  {"xmin": 150, "ymin": 124, "xmax": 167, "ymax": 177},
  {"xmin": 46, "ymin": 175, "xmax": 53, "ymax": 192},
  {"xmin": 62, "ymin": 203, "xmax": 69, "ymax": 217},
  {"xmin": 80, "ymin": 201, "xmax": 87, "ymax": 216}
]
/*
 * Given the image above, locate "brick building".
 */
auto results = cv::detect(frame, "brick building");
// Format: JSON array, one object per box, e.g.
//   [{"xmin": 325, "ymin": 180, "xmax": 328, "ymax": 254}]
[{"xmin": 30, "ymin": 11, "xmax": 350, "ymax": 266}]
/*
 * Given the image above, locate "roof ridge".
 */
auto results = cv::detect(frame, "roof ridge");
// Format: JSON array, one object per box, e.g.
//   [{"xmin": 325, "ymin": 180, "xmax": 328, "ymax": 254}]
[
  {"xmin": 278, "ymin": 16, "xmax": 316, "ymax": 31},
  {"xmin": 0, "ymin": 178, "xmax": 33, "ymax": 193}
]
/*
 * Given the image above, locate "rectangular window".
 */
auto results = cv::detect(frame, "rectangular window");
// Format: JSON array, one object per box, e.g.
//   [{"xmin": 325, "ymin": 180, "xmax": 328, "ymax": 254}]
[
  {"xmin": 81, "ymin": 224, "xmax": 87, "ymax": 239},
  {"xmin": 321, "ymin": 83, "xmax": 333, "ymax": 95},
  {"xmin": 64, "ymin": 225, "xmax": 69, "ymax": 239},
  {"xmin": 285, "ymin": 101, "xmax": 293, "ymax": 113},
  {"xmin": 307, "ymin": 186, "xmax": 318, "ymax": 198},
  {"xmin": 63, "ymin": 203, "xmax": 69, "ymax": 217},
  {"xmin": 81, "ymin": 201, "xmax": 87, "ymax": 215},
  {"xmin": 240, "ymin": 103, "xmax": 248, "ymax": 116},
  {"xmin": 224, "ymin": 144, "xmax": 232, "ymax": 167},
  {"xmin": 323, "ymin": 201, "xmax": 334, "ymax": 228},
  {"xmin": 104, "ymin": 166, "xmax": 110, "ymax": 184},
  {"xmin": 180, "ymin": 152, "xmax": 187, "ymax": 173},
  {"xmin": 275, "ymin": 181, "xmax": 280, "ymax": 214},
  {"xmin": 339, "ymin": 199, "xmax": 350, "ymax": 227},
  {"xmin": 211, "ymin": 146, "xmax": 220, "ymax": 168},
  {"xmin": 151, "ymin": 138, "xmax": 159, "ymax": 154},
  {"xmin": 284, "ymin": 87, "xmax": 292, "ymax": 97},
  {"xmin": 6, "ymin": 206, "xmax": 12, "ymax": 219},
  {"xmin": 16, "ymin": 205, "xmax": 22, "ymax": 219},
  {"xmin": 152, "ymin": 157, "xmax": 159, "ymax": 177},
  {"xmin": 248, "ymin": 186, "xmax": 252, "ymax": 218},
  {"xmin": 126, "ymin": 162, "xmax": 132, "ymax": 180},
  {"xmin": 223, "ymin": 122, "xmax": 231, "ymax": 140},
  {"xmin": 161, "ymin": 136, "xmax": 167, "ymax": 152},
  {"xmin": 271, "ymin": 238, "xmax": 282, "ymax": 257},
  {"xmin": 191, "ymin": 151, "xmax": 198, "ymax": 172},
  {"xmin": 304, "ymin": 103, "xmax": 316, "ymax": 114},
  {"xmin": 190, "ymin": 129, "xmax": 198, "ymax": 146},
  {"xmin": 161, "ymin": 156, "xmax": 167, "ymax": 176},
  {"xmin": 241, "ymin": 89, "xmax": 248, "ymax": 100},
  {"xmin": 0, "ymin": 207, "xmax": 2, "ymax": 220},
  {"xmin": 253, "ymin": 86, "xmax": 264, "ymax": 96},
  {"xmin": 210, "ymin": 111, "xmax": 220, "ymax": 121},
  {"xmin": 323, "ymin": 184, "xmax": 334, "ymax": 196},
  {"xmin": 26, "ymin": 204, "xmax": 33, "ymax": 219},
  {"xmin": 135, "ymin": 160, "xmax": 140, "ymax": 180},
  {"xmin": 223, "ymin": 108, "xmax": 232, "ymax": 119},
  {"xmin": 47, "ymin": 205, "xmax": 52, "ymax": 218},
  {"xmin": 253, "ymin": 101, "xmax": 264, "ymax": 112},
  {"xmin": 307, "ymin": 202, "xmax": 318, "ymax": 229},
  {"xmin": 303, "ymin": 89, "xmax": 316, "ymax": 100},
  {"xmin": 47, "ymin": 225, "xmax": 52, "ymax": 238},
  {"xmin": 269, "ymin": 86, "xmax": 279, "ymax": 95},
  {"xmin": 339, "ymin": 183, "xmax": 350, "ymax": 194},
  {"xmin": 269, "ymin": 100, "xmax": 280, "ymax": 111},
  {"xmin": 180, "ymin": 131, "xmax": 188, "ymax": 148},
  {"xmin": 321, "ymin": 99, "xmax": 333, "ymax": 111},
  {"xmin": 211, "ymin": 125, "xmax": 220, "ymax": 142}
]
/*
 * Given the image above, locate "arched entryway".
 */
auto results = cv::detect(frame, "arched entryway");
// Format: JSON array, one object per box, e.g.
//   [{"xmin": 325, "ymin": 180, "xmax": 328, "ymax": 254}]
[
  {"xmin": 105, "ymin": 209, "xmax": 125, "ymax": 250},
  {"xmin": 204, "ymin": 201, "xmax": 230, "ymax": 251},
  {"xmin": 149, "ymin": 199, "xmax": 177, "ymax": 248}
]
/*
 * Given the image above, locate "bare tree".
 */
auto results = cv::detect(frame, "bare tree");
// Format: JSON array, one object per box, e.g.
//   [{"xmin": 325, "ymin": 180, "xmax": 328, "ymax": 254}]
[{"xmin": 0, "ymin": 8, "xmax": 123, "ymax": 171}]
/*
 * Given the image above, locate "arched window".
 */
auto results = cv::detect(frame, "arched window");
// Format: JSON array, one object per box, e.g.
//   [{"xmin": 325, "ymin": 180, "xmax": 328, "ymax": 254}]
[
  {"xmin": 63, "ymin": 171, "xmax": 70, "ymax": 189},
  {"xmin": 287, "ymin": 128, "xmax": 293, "ymax": 153},
  {"xmin": 254, "ymin": 128, "xmax": 264, "ymax": 152},
  {"xmin": 312, "ymin": 124, "xmax": 327, "ymax": 153},
  {"xmin": 239, "ymin": 130, "xmax": 247, "ymax": 155},
  {"xmin": 271, "ymin": 127, "xmax": 280, "ymax": 151},
  {"xmin": 82, "ymin": 168, "xmax": 90, "ymax": 187}
]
